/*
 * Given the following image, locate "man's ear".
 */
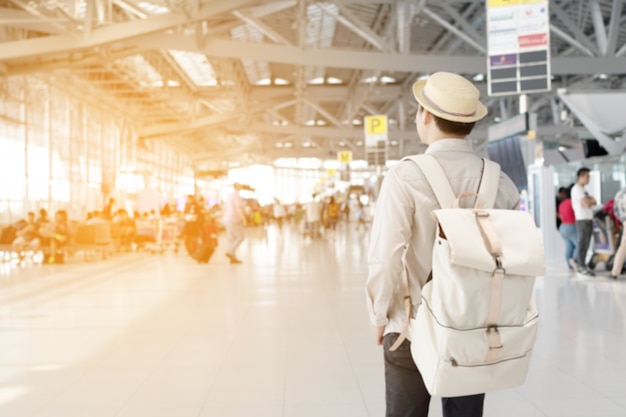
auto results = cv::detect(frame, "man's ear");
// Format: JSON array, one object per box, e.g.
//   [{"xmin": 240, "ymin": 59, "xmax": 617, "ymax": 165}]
[{"xmin": 422, "ymin": 109, "xmax": 433, "ymax": 125}]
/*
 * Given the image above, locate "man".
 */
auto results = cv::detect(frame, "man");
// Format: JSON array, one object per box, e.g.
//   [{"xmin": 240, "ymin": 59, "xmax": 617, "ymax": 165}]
[
  {"xmin": 570, "ymin": 167, "xmax": 597, "ymax": 277},
  {"xmin": 222, "ymin": 183, "xmax": 247, "ymax": 264},
  {"xmin": 305, "ymin": 194, "xmax": 322, "ymax": 239},
  {"xmin": 366, "ymin": 72, "xmax": 519, "ymax": 417}
]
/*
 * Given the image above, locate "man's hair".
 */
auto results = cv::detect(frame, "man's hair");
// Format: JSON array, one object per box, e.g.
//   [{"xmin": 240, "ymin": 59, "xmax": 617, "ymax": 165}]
[
  {"xmin": 433, "ymin": 114, "xmax": 476, "ymax": 136},
  {"xmin": 419, "ymin": 105, "xmax": 476, "ymax": 136},
  {"xmin": 577, "ymin": 167, "xmax": 591, "ymax": 178}
]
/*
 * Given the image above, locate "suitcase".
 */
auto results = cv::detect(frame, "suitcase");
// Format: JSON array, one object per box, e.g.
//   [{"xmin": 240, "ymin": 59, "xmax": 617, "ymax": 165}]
[{"xmin": 193, "ymin": 243, "xmax": 215, "ymax": 263}]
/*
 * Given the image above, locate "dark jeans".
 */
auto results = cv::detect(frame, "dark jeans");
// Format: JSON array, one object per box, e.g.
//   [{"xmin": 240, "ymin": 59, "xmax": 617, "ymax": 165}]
[
  {"xmin": 383, "ymin": 333, "xmax": 485, "ymax": 417},
  {"xmin": 576, "ymin": 219, "xmax": 593, "ymax": 267}
]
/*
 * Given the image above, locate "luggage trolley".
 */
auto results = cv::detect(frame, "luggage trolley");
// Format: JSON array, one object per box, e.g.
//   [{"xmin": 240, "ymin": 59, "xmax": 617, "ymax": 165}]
[
  {"xmin": 134, "ymin": 219, "xmax": 163, "ymax": 253},
  {"xmin": 160, "ymin": 218, "xmax": 180, "ymax": 253}
]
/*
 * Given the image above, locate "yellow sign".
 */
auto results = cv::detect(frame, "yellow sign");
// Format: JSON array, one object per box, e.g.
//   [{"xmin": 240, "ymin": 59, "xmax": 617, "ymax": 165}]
[
  {"xmin": 326, "ymin": 168, "xmax": 336, "ymax": 176},
  {"xmin": 337, "ymin": 151, "xmax": 353, "ymax": 164},
  {"xmin": 364, "ymin": 115, "xmax": 388, "ymax": 135},
  {"xmin": 488, "ymin": 0, "xmax": 544, "ymax": 6}
]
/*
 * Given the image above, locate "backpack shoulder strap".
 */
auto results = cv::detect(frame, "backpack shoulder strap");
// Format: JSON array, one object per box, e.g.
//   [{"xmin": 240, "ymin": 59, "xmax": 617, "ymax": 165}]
[
  {"xmin": 478, "ymin": 159, "xmax": 501, "ymax": 209},
  {"xmin": 403, "ymin": 154, "xmax": 455, "ymax": 209}
]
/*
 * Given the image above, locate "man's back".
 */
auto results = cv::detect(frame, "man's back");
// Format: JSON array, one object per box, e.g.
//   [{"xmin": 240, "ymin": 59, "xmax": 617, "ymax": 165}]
[{"xmin": 366, "ymin": 139, "xmax": 519, "ymax": 336}]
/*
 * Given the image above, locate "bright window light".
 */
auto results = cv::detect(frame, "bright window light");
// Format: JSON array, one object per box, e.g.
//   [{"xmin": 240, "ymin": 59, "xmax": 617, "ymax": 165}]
[
  {"xmin": 362, "ymin": 76, "xmax": 377, "ymax": 84},
  {"xmin": 380, "ymin": 76, "xmax": 396, "ymax": 84},
  {"xmin": 327, "ymin": 77, "xmax": 343, "ymax": 84},
  {"xmin": 138, "ymin": 1, "xmax": 170, "ymax": 14},
  {"xmin": 168, "ymin": 50, "xmax": 218, "ymax": 87},
  {"xmin": 256, "ymin": 78, "xmax": 272, "ymax": 86},
  {"xmin": 275, "ymin": 78, "xmax": 290, "ymax": 85},
  {"xmin": 308, "ymin": 77, "xmax": 325, "ymax": 85}
]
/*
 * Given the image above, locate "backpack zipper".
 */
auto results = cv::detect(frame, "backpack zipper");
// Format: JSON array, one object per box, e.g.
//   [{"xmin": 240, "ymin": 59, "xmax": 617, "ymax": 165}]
[
  {"xmin": 449, "ymin": 350, "xmax": 533, "ymax": 368},
  {"xmin": 421, "ymin": 297, "xmax": 539, "ymax": 332}
]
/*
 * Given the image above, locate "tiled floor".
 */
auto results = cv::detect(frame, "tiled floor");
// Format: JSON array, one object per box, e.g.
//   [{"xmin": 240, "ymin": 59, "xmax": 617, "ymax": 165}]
[{"xmin": 0, "ymin": 223, "xmax": 625, "ymax": 417}]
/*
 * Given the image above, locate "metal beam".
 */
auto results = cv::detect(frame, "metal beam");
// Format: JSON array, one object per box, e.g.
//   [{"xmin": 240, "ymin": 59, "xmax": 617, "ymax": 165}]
[
  {"xmin": 590, "ymin": 0, "xmax": 609, "ymax": 55},
  {"xmin": 396, "ymin": 1, "xmax": 412, "ymax": 55},
  {"xmin": 317, "ymin": 3, "xmax": 395, "ymax": 53},
  {"xmin": 0, "ymin": 0, "xmax": 258, "ymax": 61},
  {"xmin": 138, "ymin": 100, "xmax": 284, "ymax": 137},
  {"xmin": 551, "ymin": 2, "xmax": 600, "ymax": 56},
  {"xmin": 0, "ymin": 7, "xmax": 65, "ymax": 34},
  {"xmin": 550, "ymin": 24, "xmax": 595, "ymax": 57},
  {"xmin": 130, "ymin": 35, "xmax": 626, "ymax": 75},
  {"xmin": 606, "ymin": 0, "xmax": 624, "ymax": 56},
  {"xmin": 422, "ymin": 7, "xmax": 486, "ymax": 54},
  {"xmin": 232, "ymin": 10, "xmax": 293, "ymax": 46},
  {"xmin": 233, "ymin": 123, "xmax": 415, "ymax": 141},
  {"xmin": 302, "ymin": 99, "xmax": 343, "ymax": 128}
]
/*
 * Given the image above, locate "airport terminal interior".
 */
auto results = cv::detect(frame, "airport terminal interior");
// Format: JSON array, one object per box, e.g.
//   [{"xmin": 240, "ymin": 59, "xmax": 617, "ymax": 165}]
[{"xmin": 1, "ymin": 0, "xmax": 626, "ymax": 416}]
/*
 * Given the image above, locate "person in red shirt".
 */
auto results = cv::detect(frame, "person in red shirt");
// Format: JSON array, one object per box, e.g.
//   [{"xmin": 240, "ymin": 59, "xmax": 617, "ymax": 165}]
[{"xmin": 558, "ymin": 184, "xmax": 578, "ymax": 270}]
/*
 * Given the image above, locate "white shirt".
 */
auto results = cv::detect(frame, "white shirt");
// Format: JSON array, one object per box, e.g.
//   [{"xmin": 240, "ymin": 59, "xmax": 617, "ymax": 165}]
[
  {"xmin": 306, "ymin": 201, "xmax": 321, "ymax": 222},
  {"xmin": 273, "ymin": 204, "xmax": 286, "ymax": 218},
  {"xmin": 366, "ymin": 139, "xmax": 520, "ymax": 337},
  {"xmin": 570, "ymin": 183, "xmax": 594, "ymax": 220},
  {"xmin": 223, "ymin": 191, "xmax": 245, "ymax": 224}
]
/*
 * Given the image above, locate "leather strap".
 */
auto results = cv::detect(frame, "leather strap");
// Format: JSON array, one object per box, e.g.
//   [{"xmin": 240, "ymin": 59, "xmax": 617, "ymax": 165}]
[
  {"xmin": 485, "ymin": 326, "xmax": 504, "ymax": 363},
  {"xmin": 477, "ymin": 160, "xmax": 500, "ymax": 209},
  {"xmin": 474, "ymin": 210, "xmax": 503, "ymax": 256},
  {"xmin": 405, "ymin": 155, "xmax": 456, "ymax": 209},
  {"xmin": 390, "ymin": 265, "xmax": 412, "ymax": 351},
  {"xmin": 474, "ymin": 209, "xmax": 505, "ymax": 363}
]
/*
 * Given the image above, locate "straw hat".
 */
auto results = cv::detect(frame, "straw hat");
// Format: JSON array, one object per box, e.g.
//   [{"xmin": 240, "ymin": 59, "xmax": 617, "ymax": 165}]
[{"xmin": 412, "ymin": 72, "xmax": 487, "ymax": 123}]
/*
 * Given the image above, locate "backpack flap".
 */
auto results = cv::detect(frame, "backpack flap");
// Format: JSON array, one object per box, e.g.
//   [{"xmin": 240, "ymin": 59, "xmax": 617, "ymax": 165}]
[{"xmin": 431, "ymin": 208, "xmax": 545, "ymax": 277}]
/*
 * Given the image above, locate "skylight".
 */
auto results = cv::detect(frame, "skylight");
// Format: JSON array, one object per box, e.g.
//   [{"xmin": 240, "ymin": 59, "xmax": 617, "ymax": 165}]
[
  {"xmin": 168, "ymin": 50, "xmax": 218, "ymax": 87},
  {"xmin": 231, "ymin": 24, "xmax": 271, "ymax": 84},
  {"xmin": 116, "ymin": 54, "xmax": 163, "ymax": 87},
  {"xmin": 137, "ymin": 1, "xmax": 170, "ymax": 15}
]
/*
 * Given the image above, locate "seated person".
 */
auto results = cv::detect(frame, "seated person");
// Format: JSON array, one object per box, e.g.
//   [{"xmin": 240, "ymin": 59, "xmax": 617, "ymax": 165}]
[
  {"xmin": 114, "ymin": 209, "xmax": 136, "ymax": 250},
  {"xmin": 12, "ymin": 212, "xmax": 41, "ymax": 259},
  {"xmin": 39, "ymin": 210, "xmax": 70, "ymax": 264},
  {"xmin": 36, "ymin": 208, "xmax": 51, "ymax": 250}
]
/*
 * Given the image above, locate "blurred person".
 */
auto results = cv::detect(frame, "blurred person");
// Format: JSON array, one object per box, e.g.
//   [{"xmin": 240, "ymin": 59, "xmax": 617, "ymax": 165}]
[
  {"xmin": 306, "ymin": 194, "xmax": 322, "ymax": 239},
  {"xmin": 356, "ymin": 201, "xmax": 369, "ymax": 232},
  {"xmin": 273, "ymin": 198, "xmax": 286, "ymax": 230},
  {"xmin": 558, "ymin": 184, "xmax": 578, "ymax": 271},
  {"xmin": 102, "ymin": 197, "xmax": 115, "ymax": 220},
  {"xmin": 40, "ymin": 210, "xmax": 70, "ymax": 264},
  {"xmin": 571, "ymin": 167, "xmax": 597, "ymax": 277},
  {"xmin": 609, "ymin": 186, "xmax": 626, "ymax": 279},
  {"xmin": 12, "ymin": 212, "xmax": 41, "ymax": 258},
  {"xmin": 114, "ymin": 209, "xmax": 136, "ymax": 251},
  {"xmin": 326, "ymin": 196, "xmax": 341, "ymax": 239},
  {"xmin": 223, "ymin": 183, "xmax": 247, "ymax": 264},
  {"xmin": 556, "ymin": 186, "xmax": 567, "ymax": 229},
  {"xmin": 182, "ymin": 194, "xmax": 202, "ymax": 254}
]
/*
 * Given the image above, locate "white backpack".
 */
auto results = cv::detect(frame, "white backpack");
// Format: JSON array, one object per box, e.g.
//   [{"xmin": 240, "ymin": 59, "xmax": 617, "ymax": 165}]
[{"xmin": 392, "ymin": 154, "xmax": 545, "ymax": 397}]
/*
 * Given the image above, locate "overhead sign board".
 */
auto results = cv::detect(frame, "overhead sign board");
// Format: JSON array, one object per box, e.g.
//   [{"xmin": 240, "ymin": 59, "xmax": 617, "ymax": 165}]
[
  {"xmin": 337, "ymin": 150, "xmax": 353, "ymax": 164},
  {"xmin": 364, "ymin": 115, "xmax": 388, "ymax": 147},
  {"xmin": 487, "ymin": 0, "xmax": 551, "ymax": 96}
]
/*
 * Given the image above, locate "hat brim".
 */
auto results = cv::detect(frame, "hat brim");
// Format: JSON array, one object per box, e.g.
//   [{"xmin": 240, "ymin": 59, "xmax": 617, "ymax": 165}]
[{"xmin": 412, "ymin": 79, "xmax": 488, "ymax": 123}]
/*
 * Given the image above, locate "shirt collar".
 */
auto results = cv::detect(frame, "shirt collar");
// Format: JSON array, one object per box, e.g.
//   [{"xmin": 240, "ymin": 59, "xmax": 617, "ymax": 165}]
[{"xmin": 424, "ymin": 138, "xmax": 473, "ymax": 154}]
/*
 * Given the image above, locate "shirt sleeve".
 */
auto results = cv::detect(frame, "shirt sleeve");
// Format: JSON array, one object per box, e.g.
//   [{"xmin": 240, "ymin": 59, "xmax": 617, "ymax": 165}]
[{"xmin": 365, "ymin": 167, "xmax": 416, "ymax": 327}]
